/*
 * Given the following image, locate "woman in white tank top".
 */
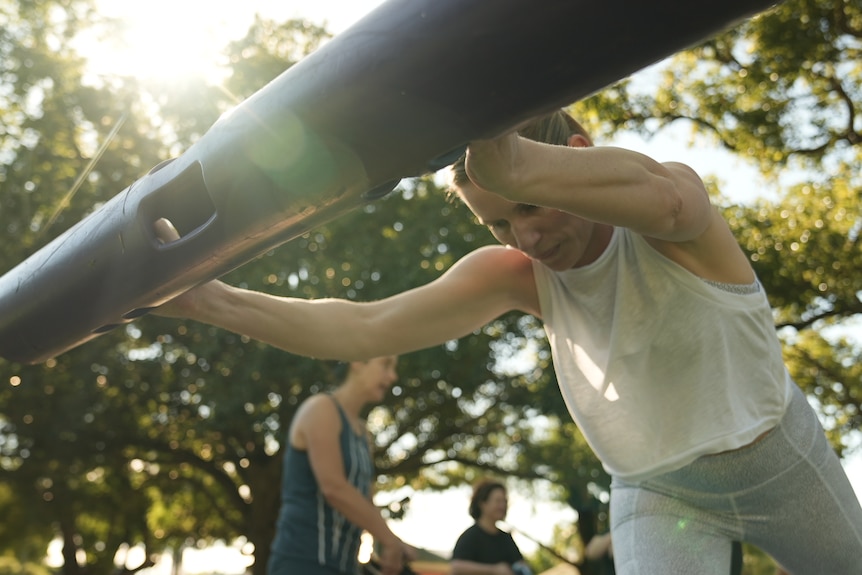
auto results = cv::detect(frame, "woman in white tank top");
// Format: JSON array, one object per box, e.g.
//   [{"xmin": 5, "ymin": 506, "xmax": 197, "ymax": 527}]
[{"xmin": 156, "ymin": 109, "xmax": 862, "ymax": 574}]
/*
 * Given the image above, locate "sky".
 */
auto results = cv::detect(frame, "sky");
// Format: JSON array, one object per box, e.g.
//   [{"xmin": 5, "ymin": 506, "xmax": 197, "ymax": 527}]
[{"xmin": 51, "ymin": 0, "xmax": 862, "ymax": 571}]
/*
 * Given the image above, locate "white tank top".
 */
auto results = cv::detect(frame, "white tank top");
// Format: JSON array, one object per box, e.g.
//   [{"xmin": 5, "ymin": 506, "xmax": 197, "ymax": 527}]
[{"xmin": 532, "ymin": 227, "xmax": 793, "ymax": 481}]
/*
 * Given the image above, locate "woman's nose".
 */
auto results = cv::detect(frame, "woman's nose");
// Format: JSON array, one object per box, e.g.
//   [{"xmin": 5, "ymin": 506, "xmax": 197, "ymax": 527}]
[{"xmin": 510, "ymin": 220, "xmax": 541, "ymax": 252}]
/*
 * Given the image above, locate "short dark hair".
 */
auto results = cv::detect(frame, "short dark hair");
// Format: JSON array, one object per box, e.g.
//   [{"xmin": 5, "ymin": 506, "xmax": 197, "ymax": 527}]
[
  {"xmin": 469, "ymin": 478, "xmax": 507, "ymax": 520},
  {"xmin": 326, "ymin": 360, "xmax": 350, "ymax": 383}
]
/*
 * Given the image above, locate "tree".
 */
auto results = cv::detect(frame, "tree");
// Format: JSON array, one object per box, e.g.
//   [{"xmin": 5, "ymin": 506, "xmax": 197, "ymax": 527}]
[
  {"xmin": 3, "ymin": 2, "xmax": 859, "ymax": 573},
  {"xmin": 1, "ymin": 0, "xmax": 178, "ymax": 572}
]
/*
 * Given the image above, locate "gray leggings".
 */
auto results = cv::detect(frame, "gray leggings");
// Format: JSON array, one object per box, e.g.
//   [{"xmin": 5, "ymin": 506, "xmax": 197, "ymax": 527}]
[{"xmin": 610, "ymin": 384, "xmax": 862, "ymax": 574}]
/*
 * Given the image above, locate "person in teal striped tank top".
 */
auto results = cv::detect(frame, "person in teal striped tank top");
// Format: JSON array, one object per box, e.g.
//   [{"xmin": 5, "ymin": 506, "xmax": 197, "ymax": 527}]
[{"xmin": 267, "ymin": 356, "xmax": 415, "ymax": 575}]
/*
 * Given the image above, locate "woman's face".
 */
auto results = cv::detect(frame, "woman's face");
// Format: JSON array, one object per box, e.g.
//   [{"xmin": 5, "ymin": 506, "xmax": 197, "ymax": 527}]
[
  {"xmin": 355, "ymin": 355, "xmax": 398, "ymax": 403},
  {"xmin": 458, "ymin": 182, "xmax": 599, "ymax": 271},
  {"xmin": 479, "ymin": 487, "xmax": 509, "ymax": 522}
]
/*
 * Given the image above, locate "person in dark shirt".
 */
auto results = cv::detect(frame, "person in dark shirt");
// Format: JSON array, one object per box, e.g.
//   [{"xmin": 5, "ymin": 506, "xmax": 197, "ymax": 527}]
[{"xmin": 451, "ymin": 479, "xmax": 532, "ymax": 575}]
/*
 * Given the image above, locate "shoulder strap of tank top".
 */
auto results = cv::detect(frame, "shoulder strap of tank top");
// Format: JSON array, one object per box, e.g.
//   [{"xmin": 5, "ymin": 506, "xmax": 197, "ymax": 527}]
[
  {"xmin": 328, "ymin": 394, "xmax": 365, "ymax": 440},
  {"xmin": 327, "ymin": 393, "xmax": 350, "ymax": 426}
]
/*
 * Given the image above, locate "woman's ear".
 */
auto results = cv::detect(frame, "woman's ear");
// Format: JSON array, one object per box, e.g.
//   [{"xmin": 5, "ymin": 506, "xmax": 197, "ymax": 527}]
[{"xmin": 567, "ymin": 133, "xmax": 592, "ymax": 148}]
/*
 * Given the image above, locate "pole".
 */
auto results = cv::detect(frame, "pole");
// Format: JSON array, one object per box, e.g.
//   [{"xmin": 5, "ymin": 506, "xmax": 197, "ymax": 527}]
[{"xmin": 0, "ymin": 0, "xmax": 781, "ymax": 363}]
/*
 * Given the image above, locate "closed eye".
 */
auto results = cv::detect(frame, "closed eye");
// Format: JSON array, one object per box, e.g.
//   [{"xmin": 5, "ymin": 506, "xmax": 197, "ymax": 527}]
[
  {"xmin": 480, "ymin": 204, "xmax": 538, "ymax": 233},
  {"xmin": 487, "ymin": 220, "xmax": 509, "ymax": 232}
]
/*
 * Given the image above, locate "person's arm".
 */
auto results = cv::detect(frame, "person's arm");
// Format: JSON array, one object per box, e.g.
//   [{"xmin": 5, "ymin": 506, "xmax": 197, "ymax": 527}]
[
  {"xmin": 294, "ymin": 396, "xmax": 409, "ymax": 575},
  {"xmin": 465, "ymin": 134, "xmax": 755, "ymax": 284},
  {"xmin": 366, "ymin": 430, "xmax": 418, "ymax": 573},
  {"xmin": 154, "ymin": 218, "xmax": 539, "ymax": 359},
  {"xmin": 584, "ymin": 532, "xmax": 613, "ymax": 560},
  {"xmin": 465, "ymin": 133, "xmax": 713, "ymax": 242}
]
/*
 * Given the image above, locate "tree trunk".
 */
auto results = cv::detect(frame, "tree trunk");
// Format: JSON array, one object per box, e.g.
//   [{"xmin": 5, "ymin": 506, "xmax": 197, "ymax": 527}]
[
  {"xmin": 59, "ymin": 517, "xmax": 84, "ymax": 575},
  {"xmin": 171, "ymin": 546, "xmax": 184, "ymax": 575},
  {"xmin": 247, "ymin": 454, "xmax": 283, "ymax": 575}
]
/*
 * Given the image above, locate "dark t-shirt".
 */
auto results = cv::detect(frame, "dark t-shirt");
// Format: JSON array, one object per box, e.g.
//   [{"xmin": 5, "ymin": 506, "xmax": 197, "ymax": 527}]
[{"xmin": 452, "ymin": 523, "xmax": 523, "ymax": 565}]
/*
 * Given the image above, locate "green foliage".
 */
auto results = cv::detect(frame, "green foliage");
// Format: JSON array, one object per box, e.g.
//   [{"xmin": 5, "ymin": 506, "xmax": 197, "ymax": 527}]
[
  {"xmin": 0, "ymin": 557, "xmax": 51, "ymax": 575},
  {"xmin": 739, "ymin": 544, "xmax": 787, "ymax": 575},
  {"xmin": 725, "ymin": 180, "xmax": 861, "ymax": 450},
  {"xmin": 0, "ymin": 482, "xmax": 52, "ymax": 561},
  {"xmin": 224, "ymin": 17, "xmax": 331, "ymax": 98},
  {"xmin": 523, "ymin": 522, "xmax": 582, "ymax": 574},
  {"xmin": 577, "ymin": 0, "xmax": 862, "ymax": 177}
]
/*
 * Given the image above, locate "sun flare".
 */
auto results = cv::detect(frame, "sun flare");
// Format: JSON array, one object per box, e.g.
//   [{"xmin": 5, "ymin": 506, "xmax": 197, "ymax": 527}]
[
  {"xmin": 82, "ymin": 0, "xmax": 389, "ymax": 84},
  {"xmin": 86, "ymin": 1, "xmax": 237, "ymax": 83}
]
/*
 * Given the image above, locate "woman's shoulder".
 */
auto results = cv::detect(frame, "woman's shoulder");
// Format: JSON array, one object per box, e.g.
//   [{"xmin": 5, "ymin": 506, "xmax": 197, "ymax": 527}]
[
  {"xmin": 454, "ymin": 245, "xmax": 539, "ymax": 314},
  {"xmin": 293, "ymin": 394, "xmax": 341, "ymax": 428},
  {"xmin": 453, "ymin": 523, "xmax": 482, "ymax": 546},
  {"xmin": 463, "ymin": 244, "xmax": 533, "ymax": 269},
  {"xmin": 457, "ymin": 523, "xmax": 511, "ymax": 539},
  {"xmin": 298, "ymin": 392, "xmax": 337, "ymax": 411},
  {"xmin": 289, "ymin": 394, "xmax": 343, "ymax": 450}
]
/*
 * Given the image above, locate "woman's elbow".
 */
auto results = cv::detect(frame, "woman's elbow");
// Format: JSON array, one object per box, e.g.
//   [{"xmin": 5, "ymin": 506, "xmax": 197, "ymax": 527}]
[{"xmin": 651, "ymin": 177, "xmax": 712, "ymax": 241}]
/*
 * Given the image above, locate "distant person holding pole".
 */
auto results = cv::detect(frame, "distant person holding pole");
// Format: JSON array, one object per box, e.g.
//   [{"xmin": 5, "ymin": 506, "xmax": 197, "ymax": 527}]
[
  {"xmin": 450, "ymin": 479, "xmax": 533, "ymax": 575},
  {"xmin": 155, "ymin": 107, "xmax": 862, "ymax": 573}
]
